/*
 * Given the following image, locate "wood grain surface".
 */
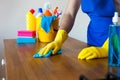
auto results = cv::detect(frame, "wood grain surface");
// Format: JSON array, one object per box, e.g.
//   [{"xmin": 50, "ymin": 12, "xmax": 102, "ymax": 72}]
[{"xmin": 4, "ymin": 37, "xmax": 110, "ymax": 80}]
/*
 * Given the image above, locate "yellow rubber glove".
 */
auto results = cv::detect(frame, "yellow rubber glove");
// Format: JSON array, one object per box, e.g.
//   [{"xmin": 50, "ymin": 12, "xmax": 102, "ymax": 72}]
[
  {"xmin": 78, "ymin": 39, "xmax": 108, "ymax": 60},
  {"xmin": 38, "ymin": 29, "xmax": 68, "ymax": 55}
]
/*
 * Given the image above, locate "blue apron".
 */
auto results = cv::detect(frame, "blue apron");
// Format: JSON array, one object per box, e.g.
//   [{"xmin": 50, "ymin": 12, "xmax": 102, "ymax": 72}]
[{"xmin": 81, "ymin": 0, "xmax": 116, "ymax": 47}]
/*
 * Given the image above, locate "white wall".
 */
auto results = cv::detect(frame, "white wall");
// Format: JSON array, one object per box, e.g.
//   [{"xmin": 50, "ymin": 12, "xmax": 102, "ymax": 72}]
[
  {"xmin": 0, "ymin": 0, "xmax": 89, "ymax": 53},
  {"xmin": 69, "ymin": 9, "xmax": 89, "ymax": 43}
]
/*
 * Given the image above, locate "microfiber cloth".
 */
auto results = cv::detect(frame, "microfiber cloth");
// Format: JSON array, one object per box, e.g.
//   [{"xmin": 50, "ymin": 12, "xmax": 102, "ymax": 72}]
[
  {"xmin": 33, "ymin": 48, "xmax": 62, "ymax": 58},
  {"xmin": 41, "ymin": 15, "xmax": 56, "ymax": 33}
]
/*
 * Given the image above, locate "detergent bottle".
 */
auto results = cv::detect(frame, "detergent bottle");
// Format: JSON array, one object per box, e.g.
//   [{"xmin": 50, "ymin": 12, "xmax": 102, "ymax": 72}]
[
  {"xmin": 36, "ymin": 8, "xmax": 43, "ymax": 18},
  {"xmin": 36, "ymin": 8, "xmax": 43, "ymax": 31},
  {"xmin": 108, "ymin": 12, "xmax": 120, "ymax": 66},
  {"xmin": 53, "ymin": 6, "xmax": 58, "ymax": 16},
  {"xmin": 43, "ymin": 2, "xmax": 52, "ymax": 16},
  {"xmin": 36, "ymin": 8, "xmax": 43, "ymax": 38},
  {"xmin": 26, "ymin": 9, "xmax": 36, "ymax": 31}
]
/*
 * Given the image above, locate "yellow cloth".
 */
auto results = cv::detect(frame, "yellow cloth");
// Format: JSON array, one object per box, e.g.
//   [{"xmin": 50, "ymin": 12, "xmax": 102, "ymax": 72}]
[
  {"xmin": 78, "ymin": 39, "xmax": 108, "ymax": 60},
  {"xmin": 38, "ymin": 29, "xmax": 68, "ymax": 55}
]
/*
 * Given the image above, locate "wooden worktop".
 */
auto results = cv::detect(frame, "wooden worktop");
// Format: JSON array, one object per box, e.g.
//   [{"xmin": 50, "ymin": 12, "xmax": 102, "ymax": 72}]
[{"xmin": 4, "ymin": 37, "xmax": 109, "ymax": 80}]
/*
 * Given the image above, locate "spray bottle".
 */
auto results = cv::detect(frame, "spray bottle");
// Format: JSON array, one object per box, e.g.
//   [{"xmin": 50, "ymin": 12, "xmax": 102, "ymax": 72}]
[
  {"xmin": 43, "ymin": 2, "xmax": 52, "ymax": 16},
  {"xmin": 26, "ymin": 9, "xmax": 36, "ymax": 31},
  {"xmin": 108, "ymin": 12, "xmax": 120, "ymax": 66},
  {"xmin": 53, "ymin": 6, "xmax": 58, "ymax": 15}
]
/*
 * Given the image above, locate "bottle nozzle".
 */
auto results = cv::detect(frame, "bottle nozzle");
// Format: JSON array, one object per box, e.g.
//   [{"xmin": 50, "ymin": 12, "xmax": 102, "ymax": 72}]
[
  {"xmin": 44, "ymin": 2, "xmax": 51, "ymax": 10},
  {"xmin": 29, "ymin": 9, "xmax": 35, "ymax": 14},
  {"xmin": 38, "ymin": 8, "xmax": 43, "ymax": 13},
  {"xmin": 112, "ymin": 12, "xmax": 119, "ymax": 25}
]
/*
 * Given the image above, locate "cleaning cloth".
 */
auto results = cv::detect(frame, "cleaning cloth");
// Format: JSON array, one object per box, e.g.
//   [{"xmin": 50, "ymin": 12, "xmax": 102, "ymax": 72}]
[
  {"xmin": 33, "ymin": 48, "xmax": 62, "ymax": 58},
  {"xmin": 41, "ymin": 15, "xmax": 56, "ymax": 33}
]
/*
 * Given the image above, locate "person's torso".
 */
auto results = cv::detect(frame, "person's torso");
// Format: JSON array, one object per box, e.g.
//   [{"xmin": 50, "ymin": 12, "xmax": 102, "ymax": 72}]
[{"xmin": 81, "ymin": 0, "xmax": 116, "ymax": 17}]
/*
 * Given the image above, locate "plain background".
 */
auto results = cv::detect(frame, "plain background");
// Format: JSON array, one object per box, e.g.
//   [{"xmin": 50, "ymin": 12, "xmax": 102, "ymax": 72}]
[{"xmin": 0, "ymin": 0, "xmax": 90, "ymax": 54}]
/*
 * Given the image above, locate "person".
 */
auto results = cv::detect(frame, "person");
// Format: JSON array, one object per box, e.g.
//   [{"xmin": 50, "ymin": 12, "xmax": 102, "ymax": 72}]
[{"xmin": 38, "ymin": 0, "xmax": 119, "ymax": 60}]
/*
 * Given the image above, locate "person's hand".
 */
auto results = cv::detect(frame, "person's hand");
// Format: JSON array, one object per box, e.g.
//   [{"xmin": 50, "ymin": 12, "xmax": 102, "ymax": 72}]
[
  {"xmin": 78, "ymin": 39, "xmax": 108, "ymax": 60},
  {"xmin": 38, "ymin": 30, "xmax": 68, "ymax": 55}
]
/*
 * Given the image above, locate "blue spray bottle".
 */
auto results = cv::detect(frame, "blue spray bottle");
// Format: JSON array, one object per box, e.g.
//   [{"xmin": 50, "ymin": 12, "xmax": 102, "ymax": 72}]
[{"xmin": 108, "ymin": 12, "xmax": 120, "ymax": 66}]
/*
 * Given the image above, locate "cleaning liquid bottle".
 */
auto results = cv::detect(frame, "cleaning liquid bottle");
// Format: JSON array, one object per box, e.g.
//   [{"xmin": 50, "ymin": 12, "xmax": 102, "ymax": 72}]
[
  {"xmin": 43, "ymin": 2, "xmax": 52, "ymax": 16},
  {"xmin": 36, "ymin": 8, "xmax": 43, "ymax": 18},
  {"xmin": 53, "ymin": 6, "xmax": 58, "ymax": 15},
  {"xmin": 57, "ymin": 10, "xmax": 62, "ymax": 18},
  {"xmin": 108, "ymin": 12, "xmax": 120, "ymax": 66},
  {"xmin": 26, "ymin": 9, "xmax": 36, "ymax": 31},
  {"xmin": 36, "ymin": 8, "xmax": 43, "ymax": 31},
  {"xmin": 36, "ymin": 8, "xmax": 43, "ymax": 38}
]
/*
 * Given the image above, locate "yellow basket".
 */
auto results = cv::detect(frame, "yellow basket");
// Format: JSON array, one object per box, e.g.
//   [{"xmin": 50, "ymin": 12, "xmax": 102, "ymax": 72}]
[{"xmin": 36, "ymin": 17, "xmax": 59, "ymax": 42}]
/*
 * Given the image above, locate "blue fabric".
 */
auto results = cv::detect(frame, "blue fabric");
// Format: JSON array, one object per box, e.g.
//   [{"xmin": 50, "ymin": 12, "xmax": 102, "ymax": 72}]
[
  {"xmin": 81, "ymin": 0, "xmax": 116, "ymax": 17},
  {"xmin": 87, "ymin": 17, "xmax": 112, "ymax": 47},
  {"xmin": 41, "ymin": 15, "xmax": 56, "ymax": 33},
  {"xmin": 33, "ymin": 48, "xmax": 62, "ymax": 58},
  {"xmin": 81, "ymin": 0, "xmax": 116, "ymax": 47}
]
